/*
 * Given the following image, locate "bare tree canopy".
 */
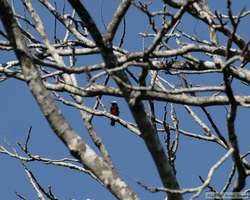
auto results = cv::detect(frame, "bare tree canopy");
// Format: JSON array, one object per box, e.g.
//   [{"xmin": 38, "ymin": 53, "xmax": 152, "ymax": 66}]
[{"xmin": 0, "ymin": 0, "xmax": 250, "ymax": 199}]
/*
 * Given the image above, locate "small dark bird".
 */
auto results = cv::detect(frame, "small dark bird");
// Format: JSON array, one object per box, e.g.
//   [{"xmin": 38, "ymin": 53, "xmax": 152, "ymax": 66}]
[{"xmin": 110, "ymin": 101, "xmax": 119, "ymax": 126}]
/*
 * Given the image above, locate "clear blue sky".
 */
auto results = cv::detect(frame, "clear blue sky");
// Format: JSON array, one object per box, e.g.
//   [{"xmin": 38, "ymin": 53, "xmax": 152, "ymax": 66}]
[{"xmin": 1, "ymin": 1, "xmax": 250, "ymax": 200}]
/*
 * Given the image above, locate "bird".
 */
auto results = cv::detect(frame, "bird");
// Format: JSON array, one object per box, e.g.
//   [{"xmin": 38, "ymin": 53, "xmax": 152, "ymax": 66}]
[{"xmin": 110, "ymin": 101, "xmax": 119, "ymax": 126}]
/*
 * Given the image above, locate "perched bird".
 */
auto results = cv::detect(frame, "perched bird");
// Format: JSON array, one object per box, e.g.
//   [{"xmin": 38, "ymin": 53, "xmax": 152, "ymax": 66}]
[{"xmin": 110, "ymin": 101, "xmax": 119, "ymax": 126}]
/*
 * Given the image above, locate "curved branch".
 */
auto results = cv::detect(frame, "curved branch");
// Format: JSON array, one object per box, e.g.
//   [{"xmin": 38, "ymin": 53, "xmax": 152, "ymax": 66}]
[{"xmin": 105, "ymin": 0, "xmax": 132, "ymax": 42}]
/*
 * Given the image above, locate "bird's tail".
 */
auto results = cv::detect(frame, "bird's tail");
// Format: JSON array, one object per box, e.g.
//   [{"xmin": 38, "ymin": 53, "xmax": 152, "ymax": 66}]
[{"xmin": 111, "ymin": 119, "xmax": 115, "ymax": 126}]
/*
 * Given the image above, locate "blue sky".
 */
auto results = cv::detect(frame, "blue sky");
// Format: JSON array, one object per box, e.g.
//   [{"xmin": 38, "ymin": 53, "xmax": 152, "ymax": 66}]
[{"xmin": 1, "ymin": 1, "xmax": 250, "ymax": 200}]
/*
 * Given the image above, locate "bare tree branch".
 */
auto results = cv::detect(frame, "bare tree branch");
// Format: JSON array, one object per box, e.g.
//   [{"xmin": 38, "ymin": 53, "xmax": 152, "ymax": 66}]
[{"xmin": 1, "ymin": 0, "xmax": 249, "ymax": 199}]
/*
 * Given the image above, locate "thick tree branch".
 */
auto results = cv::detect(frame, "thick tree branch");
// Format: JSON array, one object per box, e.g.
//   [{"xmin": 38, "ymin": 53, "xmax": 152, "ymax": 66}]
[{"xmin": 0, "ymin": 1, "xmax": 138, "ymax": 199}]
